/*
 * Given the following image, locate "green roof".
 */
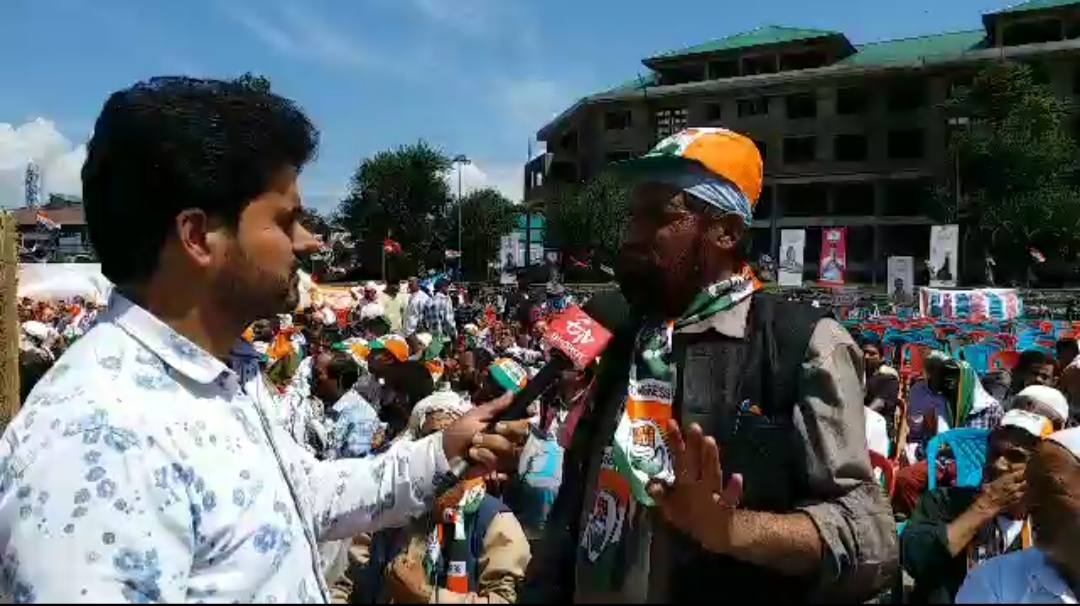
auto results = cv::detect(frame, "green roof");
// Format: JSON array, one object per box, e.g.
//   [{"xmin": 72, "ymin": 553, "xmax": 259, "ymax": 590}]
[
  {"xmin": 992, "ymin": 0, "xmax": 1080, "ymax": 14},
  {"xmin": 838, "ymin": 30, "xmax": 987, "ymax": 67},
  {"xmin": 648, "ymin": 26, "xmax": 842, "ymax": 61}
]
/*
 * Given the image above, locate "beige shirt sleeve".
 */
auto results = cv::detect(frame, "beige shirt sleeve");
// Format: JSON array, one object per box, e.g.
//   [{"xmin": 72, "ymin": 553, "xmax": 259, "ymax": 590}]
[
  {"xmin": 430, "ymin": 512, "xmax": 532, "ymax": 604},
  {"xmin": 793, "ymin": 318, "xmax": 899, "ymax": 600}
]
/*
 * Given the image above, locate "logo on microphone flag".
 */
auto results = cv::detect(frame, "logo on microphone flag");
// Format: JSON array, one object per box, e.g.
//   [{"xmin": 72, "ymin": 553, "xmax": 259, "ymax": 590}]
[{"xmin": 544, "ymin": 306, "xmax": 613, "ymax": 369}]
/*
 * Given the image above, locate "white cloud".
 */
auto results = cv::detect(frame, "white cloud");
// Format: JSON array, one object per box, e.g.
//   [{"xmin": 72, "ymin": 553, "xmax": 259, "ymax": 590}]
[
  {"xmin": 492, "ymin": 76, "xmax": 577, "ymax": 139},
  {"xmin": 446, "ymin": 161, "xmax": 523, "ymax": 203},
  {"xmin": 220, "ymin": 2, "xmax": 374, "ymax": 71},
  {"xmin": 0, "ymin": 119, "xmax": 86, "ymax": 207}
]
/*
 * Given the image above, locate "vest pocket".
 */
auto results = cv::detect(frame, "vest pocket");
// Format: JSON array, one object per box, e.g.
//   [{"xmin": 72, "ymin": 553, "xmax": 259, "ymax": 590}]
[{"xmin": 725, "ymin": 415, "xmax": 794, "ymax": 512}]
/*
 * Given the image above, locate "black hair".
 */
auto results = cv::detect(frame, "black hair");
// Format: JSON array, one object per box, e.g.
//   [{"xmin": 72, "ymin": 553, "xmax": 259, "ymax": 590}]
[
  {"xmin": 383, "ymin": 361, "xmax": 435, "ymax": 409},
  {"xmin": 1056, "ymin": 338, "xmax": 1078, "ymax": 357},
  {"xmin": 379, "ymin": 361, "xmax": 435, "ymax": 435},
  {"xmin": 357, "ymin": 316, "xmax": 391, "ymax": 339},
  {"xmin": 82, "ymin": 76, "xmax": 319, "ymax": 285},
  {"xmin": 469, "ymin": 347, "xmax": 495, "ymax": 371},
  {"xmin": 19, "ymin": 350, "xmax": 52, "ymax": 404},
  {"xmin": 1017, "ymin": 350, "xmax": 1054, "ymax": 374},
  {"xmin": 326, "ymin": 350, "xmax": 361, "ymax": 392}
]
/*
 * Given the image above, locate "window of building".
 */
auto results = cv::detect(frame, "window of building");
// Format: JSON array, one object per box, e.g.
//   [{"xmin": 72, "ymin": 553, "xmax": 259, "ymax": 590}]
[
  {"xmin": 549, "ymin": 161, "xmax": 577, "ymax": 183},
  {"xmin": 947, "ymin": 73, "xmax": 975, "ymax": 99},
  {"xmin": 886, "ymin": 80, "xmax": 925, "ymax": 112},
  {"xmin": 785, "ymin": 93, "xmax": 817, "ymax": 120},
  {"xmin": 833, "ymin": 134, "xmax": 868, "ymax": 162},
  {"xmin": 558, "ymin": 130, "xmax": 578, "ymax": 152},
  {"xmin": 753, "ymin": 140, "xmax": 768, "ymax": 163},
  {"xmin": 658, "ymin": 65, "xmax": 706, "ymax": 86},
  {"xmin": 605, "ymin": 151, "xmax": 634, "ymax": 164},
  {"xmin": 742, "ymin": 55, "xmax": 777, "ymax": 76},
  {"xmin": 737, "ymin": 97, "xmax": 770, "ymax": 117},
  {"xmin": 604, "ymin": 110, "xmax": 632, "ymax": 130},
  {"xmin": 1002, "ymin": 19, "xmax": 1064, "ymax": 46},
  {"xmin": 653, "ymin": 107, "xmax": 688, "ymax": 141},
  {"xmin": 1065, "ymin": 20, "xmax": 1080, "ymax": 39},
  {"xmin": 835, "ymin": 87, "xmax": 869, "ymax": 115},
  {"xmin": 756, "ymin": 185, "xmax": 773, "ymax": 219},
  {"xmin": 749, "ymin": 228, "xmax": 772, "ymax": 260},
  {"xmin": 783, "ymin": 136, "xmax": 817, "ymax": 164},
  {"xmin": 703, "ymin": 102, "xmax": 722, "ymax": 122},
  {"xmin": 708, "ymin": 60, "xmax": 739, "ymax": 79},
  {"xmin": 887, "ymin": 129, "xmax": 925, "ymax": 160},
  {"xmin": 831, "ymin": 182, "xmax": 875, "ymax": 215},
  {"xmin": 778, "ymin": 183, "xmax": 827, "ymax": 217},
  {"xmin": 881, "ymin": 179, "xmax": 932, "ymax": 216},
  {"xmin": 780, "ymin": 51, "xmax": 828, "ymax": 72}
]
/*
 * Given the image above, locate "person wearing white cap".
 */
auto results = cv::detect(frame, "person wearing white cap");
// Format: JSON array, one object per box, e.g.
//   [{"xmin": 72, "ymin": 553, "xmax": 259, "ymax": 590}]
[
  {"xmin": 357, "ymin": 281, "xmax": 385, "ymax": 321},
  {"xmin": 1011, "ymin": 385, "xmax": 1070, "ymax": 431},
  {"xmin": 902, "ymin": 409, "xmax": 1055, "ymax": 602},
  {"xmin": 956, "ymin": 427, "xmax": 1080, "ymax": 603}
]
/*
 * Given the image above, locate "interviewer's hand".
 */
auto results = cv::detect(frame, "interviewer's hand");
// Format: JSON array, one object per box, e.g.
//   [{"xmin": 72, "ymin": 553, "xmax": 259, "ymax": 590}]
[{"xmin": 441, "ymin": 393, "xmax": 517, "ymax": 473}]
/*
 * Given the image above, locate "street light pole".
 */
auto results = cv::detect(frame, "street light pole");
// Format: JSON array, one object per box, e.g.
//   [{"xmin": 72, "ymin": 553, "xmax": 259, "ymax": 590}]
[{"xmin": 451, "ymin": 154, "xmax": 470, "ymax": 279}]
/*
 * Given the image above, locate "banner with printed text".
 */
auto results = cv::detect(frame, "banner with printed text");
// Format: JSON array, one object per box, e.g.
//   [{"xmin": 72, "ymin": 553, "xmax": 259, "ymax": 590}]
[
  {"xmin": 887, "ymin": 256, "xmax": 915, "ymax": 305},
  {"xmin": 777, "ymin": 229, "xmax": 806, "ymax": 287},
  {"xmin": 918, "ymin": 287, "xmax": 1023, "ymax": 321},
  {"xmin": 929, "ymin": 225, "xmax": 959, "ymax": 287},
  {"xmin": 818, "ymin": 227, "xmax": 847, "ymax": 286}
]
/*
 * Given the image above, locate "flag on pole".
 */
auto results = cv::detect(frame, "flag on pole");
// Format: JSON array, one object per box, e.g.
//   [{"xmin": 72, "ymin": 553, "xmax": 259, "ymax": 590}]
[
  {"xmin": 35, "ymin": 211, "xmax": 59, "ymax": 231},
  {"xmin": 445, "ymin": 249, "xmax": 461, "ymax": 260},
  {"xmin": 1029, "ymin": 248, "xmax": 1046, "ymax": 264},
  {"xmin": 383, "ymin": 239, "xmax": 402, "ymax": 254}
]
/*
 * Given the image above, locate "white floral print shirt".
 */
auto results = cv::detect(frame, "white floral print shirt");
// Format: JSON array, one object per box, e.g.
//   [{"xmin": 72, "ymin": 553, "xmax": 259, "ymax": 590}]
[{"xmin": 0, "ymin": 293, "xmax": 452, "ymax": 603}]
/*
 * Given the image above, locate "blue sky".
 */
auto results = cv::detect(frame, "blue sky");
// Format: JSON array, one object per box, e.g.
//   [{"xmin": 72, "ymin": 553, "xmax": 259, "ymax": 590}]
[{"xmin": 0, "ymin": 0, "xmax": 1017, "ymax": 212}]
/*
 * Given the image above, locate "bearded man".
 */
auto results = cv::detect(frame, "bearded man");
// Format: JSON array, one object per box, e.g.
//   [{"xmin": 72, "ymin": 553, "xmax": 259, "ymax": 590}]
[
  {"xmin": 523, "ymin": 128, "xmax": 896, "ymax": 603},
  {"xmin": 0, "ymin": 77, "xmax": 515, "ymax": 603}
]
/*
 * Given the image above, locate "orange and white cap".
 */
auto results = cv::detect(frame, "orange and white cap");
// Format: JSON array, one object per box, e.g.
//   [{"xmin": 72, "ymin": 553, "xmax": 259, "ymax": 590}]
[
  {"xmin": 369, "ymin": 334, "xmax": 409, "ymax": 362},
  {"xmin": 999, "ymin": 408, "xmax": 1056, "ymax": 439},
  {"xmin": 618, "ymin": 127, "xmax": 762, "ymax": 223}
]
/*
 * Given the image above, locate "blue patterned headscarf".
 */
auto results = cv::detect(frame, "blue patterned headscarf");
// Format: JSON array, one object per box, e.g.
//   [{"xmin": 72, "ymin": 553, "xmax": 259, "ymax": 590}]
[{"xmin": 647, "ymin": 165, "xmax": 754, "ymax": 226}]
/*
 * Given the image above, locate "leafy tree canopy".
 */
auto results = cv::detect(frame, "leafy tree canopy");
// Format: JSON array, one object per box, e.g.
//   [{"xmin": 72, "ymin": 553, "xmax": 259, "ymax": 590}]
[
  {"xmin": 545, "ymin": 171, "xmax": 630, "ymax": 269},
  {"xmin": 938, "ymin": 61, "xmax": 1080, "ymax": 282},
  {"xmin": 234, "ymin": 72, "xmax": 272, "ymax": 94}
]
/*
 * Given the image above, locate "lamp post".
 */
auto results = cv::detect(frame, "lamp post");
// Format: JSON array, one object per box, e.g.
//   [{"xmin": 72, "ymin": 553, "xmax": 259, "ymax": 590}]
[{"xmin": 451, "ymin": 154, "xmax": 470, "ymax": 278}]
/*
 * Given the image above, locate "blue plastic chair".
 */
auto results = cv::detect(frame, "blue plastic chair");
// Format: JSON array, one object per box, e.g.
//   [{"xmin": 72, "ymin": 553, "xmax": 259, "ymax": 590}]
[{"xmin": 926, "ymin": 428, "xmax": 991, "ymax": 491}]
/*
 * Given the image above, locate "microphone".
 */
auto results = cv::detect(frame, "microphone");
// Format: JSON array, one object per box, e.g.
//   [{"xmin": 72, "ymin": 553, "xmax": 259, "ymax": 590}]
[{"xmin": 446, "ymin": 290, "xmax": 631, "ymax": 479}]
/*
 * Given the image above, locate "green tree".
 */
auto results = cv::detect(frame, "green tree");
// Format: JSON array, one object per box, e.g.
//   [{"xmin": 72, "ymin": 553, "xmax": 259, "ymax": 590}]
[
  {"xmin": 234, "ymin": 72, "xmax": 272, "ymax": 94},
  {"xmin": 443, "ymin": 188, "xmax": 519, "ymax": 281},
  {"xmin": 938, "ymin": 61, "xmax": 1080, "ymax": 284},
  {"xmin": 299, "ymin": 207, "xmax": 331, "ymax": 238},
  {"xmin": 546, "ymin": 171, "xmax": 630, "ymax": 269},
  {"xmin": 336, "ymin": 141, "xmax": 452, "ymax": 277}
]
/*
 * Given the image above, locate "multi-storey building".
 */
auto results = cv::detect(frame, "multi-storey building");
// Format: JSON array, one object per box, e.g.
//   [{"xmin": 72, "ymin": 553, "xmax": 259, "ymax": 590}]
[
  {"xmin": 11, "ymin": 194, "xmax": 95, "ymax": 262},
  {"xmin": 526, "ymin": 0, "xmax": 1080, "ymax": 284}
]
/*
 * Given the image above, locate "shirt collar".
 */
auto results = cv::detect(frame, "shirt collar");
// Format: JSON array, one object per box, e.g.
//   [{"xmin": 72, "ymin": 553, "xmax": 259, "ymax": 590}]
[
  {"xmin": 1029, "ymin": 550, "xmax": 1078, "ymax": 603},
  {"xmin": 675, "ymin": 296, "xmax": 752, "ymax": 338},
  {"xmin": 105, "ymin": 292, "xmax": 232, "ymax": 385}
]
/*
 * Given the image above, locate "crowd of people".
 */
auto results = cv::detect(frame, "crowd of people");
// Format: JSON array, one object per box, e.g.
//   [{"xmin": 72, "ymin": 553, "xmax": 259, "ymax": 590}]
[{"xmin": 3, "ymin": 76, "xmax": 1079, "ymax": 604}]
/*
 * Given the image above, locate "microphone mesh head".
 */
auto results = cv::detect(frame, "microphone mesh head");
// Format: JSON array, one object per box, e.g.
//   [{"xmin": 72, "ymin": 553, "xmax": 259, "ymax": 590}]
[{"xmin": 581, "ymin": 290, "xmax": 632, "ymax": 332}]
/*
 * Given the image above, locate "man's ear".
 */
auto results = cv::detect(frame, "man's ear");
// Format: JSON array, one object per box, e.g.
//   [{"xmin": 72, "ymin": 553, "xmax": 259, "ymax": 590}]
[
  {"xmin": 175, "ymin": 209, "xmax": 229, "ymax": 269},
  {"xmin": 713, "ymin": 214, "xmax": 746, "ymax": 252}
]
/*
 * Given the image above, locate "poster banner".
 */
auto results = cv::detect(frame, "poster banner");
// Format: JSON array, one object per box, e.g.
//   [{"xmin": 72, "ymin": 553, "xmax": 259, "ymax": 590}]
[
  {"xmin": 929, "ymin": 225, "xmax": 959, "ymax": 287},
  {"xmin": 818, "ymin": 227, "xmax": 847, "ymax": 286},
  {"xmin": 887, "ymin": 256, "xmax": 915, "ymax": 305},
  {"xmin": 919, "ymin": 287, "xmax": 1022, "ymax": 321},
  {"xmin": 777, "ymin": 229, "xmax": 806, "ymax": 287},
  {"xmin": 499, "ymin": 235, "xmax": 517, "ymax": 284}
]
